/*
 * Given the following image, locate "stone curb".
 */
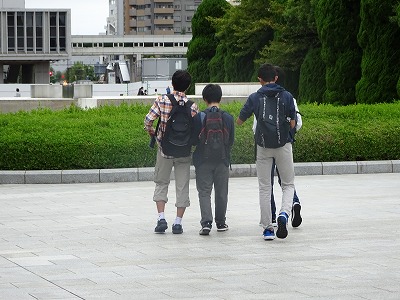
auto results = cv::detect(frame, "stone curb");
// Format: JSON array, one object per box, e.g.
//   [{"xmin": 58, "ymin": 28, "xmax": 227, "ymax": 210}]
[{"xmin": 0, "ymin": 160, "xmax": 399, "ymax": 184}]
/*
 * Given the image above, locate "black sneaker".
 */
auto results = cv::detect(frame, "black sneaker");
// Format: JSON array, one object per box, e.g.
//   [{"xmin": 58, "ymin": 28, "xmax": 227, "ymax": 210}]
[
  {"xmin": 199, "ymin": 222, "xmax": 212, "ymax": 235},
  {"xmin": 276, "ymin": 213, "xmax": 288, "ymax": 239},
  {"xmin": 216, "ymin": 223, "xmax": 229, "ymax": 232},
  {"xmin": 172, "ymin": 224, "xmax": 183, "ymax": 234},
  {"xmin": 154, "ymin": 219, "xmax": 168, "ymax": 233},
  {"xmin": 291, "ymin": 203, "xmax": 302, "ymax": 228}
]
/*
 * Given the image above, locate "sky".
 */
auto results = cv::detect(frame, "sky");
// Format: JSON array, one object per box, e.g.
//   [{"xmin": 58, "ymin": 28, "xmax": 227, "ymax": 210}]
[{"xmin": 25, "ymin": 0, "xmax": 109, "ymax": 35}]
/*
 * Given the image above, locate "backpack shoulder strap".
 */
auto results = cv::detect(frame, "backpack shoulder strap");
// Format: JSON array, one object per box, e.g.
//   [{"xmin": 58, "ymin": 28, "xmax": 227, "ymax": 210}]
[{"xmin": 166, "ymin": 93, "xmax": 177, "ymax": 106}]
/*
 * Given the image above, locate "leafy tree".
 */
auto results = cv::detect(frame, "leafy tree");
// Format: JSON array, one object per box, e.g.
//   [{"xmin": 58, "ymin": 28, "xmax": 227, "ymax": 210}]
[
  {"xmin": 258, "ymin": 0, "xmax": 320, "ymax": 97},
  {"xmin": 212, "ymin": 0, "xmax": 275, "ymax": 82},
  {"xmin": 314, "ymin": 0, "xmax": 361, "ymax": 105},
  {"xmin": 187, "ymin": 0, "xmax": 230, "ymax": 93},
  {"xmin": 356, "ymin": 0, "xmax": 400, "ymax": 103},
  {"xmin": 395, "ymin": 2, "xmax": 400, "ymax": 97},
  {"xmin": 65, "ymin": 62, "xmax": 96, "ymax": 83}
]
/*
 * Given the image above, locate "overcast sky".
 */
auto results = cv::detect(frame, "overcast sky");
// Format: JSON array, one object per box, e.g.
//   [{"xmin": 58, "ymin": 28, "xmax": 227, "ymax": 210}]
[{"xmin": 25, "ymin": 0, "xmax": 109, "ymax": 35}]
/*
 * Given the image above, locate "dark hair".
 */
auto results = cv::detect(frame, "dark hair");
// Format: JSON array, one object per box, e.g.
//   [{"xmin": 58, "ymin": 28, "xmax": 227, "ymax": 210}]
[
  {"xmin": 257, "ymin": 63, "xmax": 277, "ymax": 82},
  {"xmin": 172, "ymin": 70, "xmax": 191, "ymax": 92},
  {"xmin": 274, "ymin": 66, "xmax": 286, "ymax": 86},
  {"xmin": 202, "ymin": 84, "xmax": 222, "ymax": 103}
]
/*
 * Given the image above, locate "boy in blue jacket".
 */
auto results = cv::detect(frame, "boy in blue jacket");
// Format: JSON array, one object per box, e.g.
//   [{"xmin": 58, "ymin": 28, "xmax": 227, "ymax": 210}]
[{"xmin": 237, "ymin": 63, "xmax": 296, "ymax": 240}]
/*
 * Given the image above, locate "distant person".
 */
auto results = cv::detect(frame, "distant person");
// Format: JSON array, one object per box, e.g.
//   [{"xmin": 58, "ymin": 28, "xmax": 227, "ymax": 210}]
[
  {"xmin": 166, "ymin": 86, "xmax": 171, "ymax": 94},
  {"xmin": 154, "ymin": 89, "xmax": 158, "ymax": 95},
  {"xmin": 137, "ymin": 87, "xmax": 144, "ymax": 95},
  {"xmin": 144, "ymin": 90, "xmax": 148, "ymax": 95},
  {"xmin": 15, "ymin": 88, "xmax": 21, "ymax": 97},
  {"xmin": 192, "ymin": 84, "xmax": 235, "ymax": 235},
  {"xmin": 144, "ymin": 70, "xmax": 199, "ymax": 234}
]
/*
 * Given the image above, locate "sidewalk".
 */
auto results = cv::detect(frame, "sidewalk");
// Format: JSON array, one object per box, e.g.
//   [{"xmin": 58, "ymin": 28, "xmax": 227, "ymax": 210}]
[{"xmin": 1, "ymin": 173, "xmax": 400, "ymax": 299}]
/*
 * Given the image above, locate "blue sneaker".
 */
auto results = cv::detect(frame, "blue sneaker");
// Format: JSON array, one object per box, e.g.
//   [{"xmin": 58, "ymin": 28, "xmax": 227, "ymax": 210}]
[
  {"xmin": 276, "ymin": 213, "xmax": 288, "ymax": 239},
  {"xmin": 263, "ymin": 228, "xmax": 275, "ymax": 240}
]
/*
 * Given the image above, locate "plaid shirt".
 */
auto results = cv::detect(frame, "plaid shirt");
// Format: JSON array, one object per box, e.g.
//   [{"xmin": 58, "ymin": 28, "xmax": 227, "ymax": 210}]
[{"xmin": 144, "ymin": 91, "xmax": 199, "ymax": 158}]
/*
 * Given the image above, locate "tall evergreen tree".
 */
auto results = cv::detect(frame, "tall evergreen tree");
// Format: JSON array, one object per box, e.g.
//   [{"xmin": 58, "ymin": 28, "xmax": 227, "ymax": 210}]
[
  {"xmin": 314, "ymin": 0, "xmax": 361, "ymax": 105},
  {"xmin": 356, "ymin": 0, "xmax": 400, "ymax": 103},
  {"xmin": 187, "ymin": 0, "xmax": 230, "ymax": 93},
  {"xmin": 298, "ymin": 47, "xmax": 326, "ymax": 103}
]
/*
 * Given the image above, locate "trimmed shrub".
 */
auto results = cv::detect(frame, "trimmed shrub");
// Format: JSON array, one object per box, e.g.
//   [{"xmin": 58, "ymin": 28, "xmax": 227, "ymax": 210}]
[{"xmin": 0, "ymin": 102, "xmax": 399, "ymax": 170}]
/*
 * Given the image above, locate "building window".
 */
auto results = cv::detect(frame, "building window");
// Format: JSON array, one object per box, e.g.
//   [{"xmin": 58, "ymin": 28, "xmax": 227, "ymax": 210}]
[
  {"xmin": 17, "ymin": 12, "xmax": 24, "ymax": 51},
  {"xmin": 7, "ymin": 12, "xmax": 15, "ymax": 51},
  {"xmin": 185, "ymin": 5, "xmax": 196, "ymax": 10},
  {"xmin": 59, "ymin": 12, "xmax": 66, "ymax": 51},
  {"xmin": 50, "ymin": 12, "xmax": 57, "ymax": 51},
  {"xmin": 185, "ymin": 16, "xmax": 192, "ymax": 22},
  {"xmin": 174, "ymin": 15, "xmax": 181, "ymax": 22},
  {"xmin": 35, "ymin": 12, "xmax": 43, "ymax": 52},
  {"xmin": 174, "ymin": 4, "xmax": 181, "ymax": 10},
  {"xmin": 26, "ymin": 12, "xmax": 34, "ymax": 52}
]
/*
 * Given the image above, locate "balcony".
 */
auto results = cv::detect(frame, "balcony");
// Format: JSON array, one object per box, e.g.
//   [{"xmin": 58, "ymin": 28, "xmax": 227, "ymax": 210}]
[
  {"xmin": 130, "ymin": 0, "xmax": 151, "ymax": 5},
  {"xmin": 154, "ymin": 18, "xmax": 174, "ymax": 25},
  {"xmin": 154, "ymin": 0, "xmax": 173, "ymax": 3},
  {"xmin": 154, "ymin": 7, "xmax": 174, "ymax": 14},
  {"xmin": 129, "ymin": 19, "xmax": 137, "ymax": 27},
  {"xmin": 154, "ymin": 29, "xmax": 175, "ymax": 35}
]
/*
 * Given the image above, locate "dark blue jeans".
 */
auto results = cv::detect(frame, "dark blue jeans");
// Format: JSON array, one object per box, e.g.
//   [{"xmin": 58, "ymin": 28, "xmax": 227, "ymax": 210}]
[{"xmin": 270, "ymin": 158, "xmax": 300, "ymax": 220}]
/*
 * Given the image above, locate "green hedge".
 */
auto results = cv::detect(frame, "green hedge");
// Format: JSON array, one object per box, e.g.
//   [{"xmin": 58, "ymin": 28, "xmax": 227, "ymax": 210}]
[{"xmin": 0, "ymin": 101, "xmax": 399, "ymax": 170}]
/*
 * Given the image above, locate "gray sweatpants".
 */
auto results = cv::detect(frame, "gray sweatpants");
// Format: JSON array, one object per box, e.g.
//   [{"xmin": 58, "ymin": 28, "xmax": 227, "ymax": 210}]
[
  {"xmin": 195, "ymin": 161, "xmax": 229, "ymax": 225},
  {"xmin": 256, "ymin": 143, "xmax": 295, "ymax": 230}
]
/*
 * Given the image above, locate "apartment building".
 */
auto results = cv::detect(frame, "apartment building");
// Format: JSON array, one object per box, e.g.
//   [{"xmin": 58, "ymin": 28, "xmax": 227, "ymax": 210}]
[{"xmin": 123, "ymin": 0, "xmax": 202, "ymax": 35}]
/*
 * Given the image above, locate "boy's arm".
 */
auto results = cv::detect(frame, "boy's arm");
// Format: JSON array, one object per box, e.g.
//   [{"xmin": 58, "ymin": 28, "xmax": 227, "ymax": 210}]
[
  {"xmin": 237, "ymin": 95, "xmax": 254, "ymax": 125},
  {"xmin": 293, "ymin": 98, "xmax": 302, "ymax": 131},
  {"xmin": 144, "ymin": 101, "xmax": 161, "ymax": 136}
]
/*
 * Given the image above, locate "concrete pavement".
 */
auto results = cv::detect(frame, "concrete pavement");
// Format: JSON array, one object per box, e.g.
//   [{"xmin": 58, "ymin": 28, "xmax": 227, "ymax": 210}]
[{"xmin": 1, "ymin": 173, "xmax": 400, "ymax": 299}]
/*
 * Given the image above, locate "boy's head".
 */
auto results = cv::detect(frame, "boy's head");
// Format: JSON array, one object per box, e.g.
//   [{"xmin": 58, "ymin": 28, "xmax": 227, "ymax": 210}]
[
  {"xmin": 202, "ymin": 84, "xmax": 222, "ymax": 104},
  {"xmin": 172, "ymin": 70, "xmax": 191, "ymax": 92},
  {"xmin": 274, "ymin": 66, "xmax": 286, "ymax": 86},
  {"xmin": 257, "ymin": 63, "xmax": 277, "ymax": 83}
]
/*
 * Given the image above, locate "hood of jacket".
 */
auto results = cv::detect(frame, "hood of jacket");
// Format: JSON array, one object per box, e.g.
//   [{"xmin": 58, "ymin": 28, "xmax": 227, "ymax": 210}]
[{"xmin": 257, "ymin": 83, "xmax": 285, "ymax": 97}]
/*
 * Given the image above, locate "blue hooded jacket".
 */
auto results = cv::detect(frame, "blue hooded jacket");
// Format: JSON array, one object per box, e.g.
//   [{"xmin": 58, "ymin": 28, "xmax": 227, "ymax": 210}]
[{"xmin": 239, "ymin": 83, "xmax": 296, "ymax": 143}]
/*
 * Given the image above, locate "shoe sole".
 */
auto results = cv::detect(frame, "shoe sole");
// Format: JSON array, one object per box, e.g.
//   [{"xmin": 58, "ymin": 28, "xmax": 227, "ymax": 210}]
[
  {"xmin": 217, "ymin": 227, "xmax": 229, "ymax": 232},
  {"xmin": 263, "ymin": 235, "xmax": 275, "ymax": 240},
  {"xmin": 199, "ymin": 228, "xmax": 211, "ymax": 235},
  {"xmin": 291, "ymin": 204, "xmax": 302, "ymax": 228},
  {"xmin": 276, "ymin": 217, "xmax": 288, "ymax": 239}
]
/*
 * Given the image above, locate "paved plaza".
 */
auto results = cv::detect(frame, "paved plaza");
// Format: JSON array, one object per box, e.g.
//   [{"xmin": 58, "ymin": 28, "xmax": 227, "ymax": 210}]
[{"xmin": 1, "ymin": 173, "xmax": 400, "ymax": 299}]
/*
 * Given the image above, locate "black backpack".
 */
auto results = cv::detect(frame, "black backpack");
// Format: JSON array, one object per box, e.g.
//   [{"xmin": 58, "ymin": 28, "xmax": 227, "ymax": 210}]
[
  {"xmin": 198, "ymin": 106, "xmax": 229, "ymax": 161},
  {"xmin": 255, "ymin": 92, "xmax": 291, "ymax": 148},
  {"xmin": 161, "ymin": 94, "xmax": 194, "ymax": 157}
]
